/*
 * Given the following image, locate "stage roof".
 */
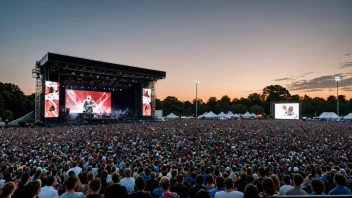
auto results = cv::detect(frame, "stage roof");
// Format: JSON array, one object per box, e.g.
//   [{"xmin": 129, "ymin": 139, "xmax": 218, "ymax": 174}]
[{"xmin": 38, "ymin": 52, "xmax": 166, "ymax": 79}]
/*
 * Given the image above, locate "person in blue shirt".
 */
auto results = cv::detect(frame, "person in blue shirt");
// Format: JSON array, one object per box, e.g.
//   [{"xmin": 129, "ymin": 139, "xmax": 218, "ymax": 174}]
[
  {"xmin": 329, "ymin": 174, "xmax": 351, "ymax": 195},
  {"xmin": 209, "ymin": 176, "xmax": 225, "ymax": 198},
  {"xmin": 309, "ymin": 178, "xmax": 326, "ymax": 196}
]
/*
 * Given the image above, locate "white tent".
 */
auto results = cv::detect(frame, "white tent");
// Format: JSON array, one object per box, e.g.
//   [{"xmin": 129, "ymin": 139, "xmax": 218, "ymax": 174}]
[
  {"xmin": 165, "ymin": 113, "xmax": 178, "ymax": 119},
  {"xmin": 204, "ymin": 111, "xmax": 219, "ymax": 118},
  {"xmin": 344, "ymin": 113, "xmax": 352, "ymax": 120},
  {"xmin": 233, "ymin": 114, "xmax": 240, "ymax": 118},
  {"xmin": 242, "ymin": 112, "xmax": 252, "ymax": 117},
  {"xmin": 218, "ymin": 112, "xmax": 227, "ymax": 117},
  {"xmin": 318, "ymin": 112, "xmax": 339, "ymax": 119},
  {"xmin": 251, "ymin": 113, "xmax": 257, "ymax": 118},
  {"xmin": 226, "ymin": 112, "xmax": 235, "ymax": 117},
  {"xmin": 198, "ymin": 112, "xmax": 208, "ymax": 119}
]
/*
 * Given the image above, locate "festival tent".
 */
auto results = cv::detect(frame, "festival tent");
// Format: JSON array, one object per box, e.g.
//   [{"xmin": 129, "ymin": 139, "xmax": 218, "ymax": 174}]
[
  {"xmin": 204, "ymin": 111, "xmax": 219, "ymax": 118},
  {"xmin": 344, "ymin": 113, "xmax": 352, "ymax": 120},
  {"xmin": 233, "ymin": 114, "xmax": 240, "ymax": 118},
  {"xmin": 7, "ymin": 111, "xmax": 34, "ymax": 126},
  {"xmin": 218, "ymin": 112, "xmax": 227, "ymax": 117},
  {"xmin": 165, "ymin": 113, "xmax": 178, "ymax": 119},
  {"xmin": 318, "ymin": 112, "xmax": 339, "ymax": 120},
  {"xmin": 226, "ymin": 111, "xmax": 235, "ymax": 117},
  {"xmin": 251, "ymin": 113, "xmax": 257, "ymax": 118},
  {"xmin": 197, "ymin": 112, "xmax": 208, "ymax": 119},
  {"xmin": 242, "ymin": 112, "xmax": 252, "ymax": 117}
]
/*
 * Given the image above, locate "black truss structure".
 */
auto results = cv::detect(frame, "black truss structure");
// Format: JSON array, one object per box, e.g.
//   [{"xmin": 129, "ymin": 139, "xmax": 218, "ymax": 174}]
[{"xmin": 32, "ymin": 52, "xmax": 166, "ymax": 123}]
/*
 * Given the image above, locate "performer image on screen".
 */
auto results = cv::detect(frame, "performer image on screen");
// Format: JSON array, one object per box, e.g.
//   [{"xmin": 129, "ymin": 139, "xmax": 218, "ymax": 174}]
[{"xmin": 83, "ymin": 95, "xmax": 97, "ymax": 113}]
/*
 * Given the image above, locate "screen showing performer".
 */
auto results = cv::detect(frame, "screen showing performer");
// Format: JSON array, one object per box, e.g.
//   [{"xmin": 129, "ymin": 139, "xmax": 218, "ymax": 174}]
[
  {"xmin": 274, "ymin": 103, "xmax": 299, "ymax": 119},
  {"xmin": 65, "ymin": 90, "xmax": 111, "ymax": 113},
  {"xmin": 142, "ymin": 88, "xmax": 152, "ymax": 116},
  {"xmin": 44, "ymin": 81, "xmax": 60, "ymax": 118}
]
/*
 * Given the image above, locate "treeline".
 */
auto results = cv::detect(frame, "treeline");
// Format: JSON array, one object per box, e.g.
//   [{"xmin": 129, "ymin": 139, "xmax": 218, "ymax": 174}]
[
  {"xmin": 1, "ymin": 83, "xmax": 352, "ymax": 120},
  {"xmin": 156, "ymin": 85, "xmax": 352, "ymax": 117},
  {"xmin": 0, "ymin": 83, "xmax": 35, "ymax": 121}
]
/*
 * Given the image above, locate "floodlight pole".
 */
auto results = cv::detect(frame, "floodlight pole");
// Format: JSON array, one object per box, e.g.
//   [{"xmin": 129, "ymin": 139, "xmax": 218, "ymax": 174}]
[
  {"xmin": 195, "ymin": 78, "xmax": 200, "ymax": 117},
  {"xmin": 337, "ymin": 80, "xmax": 339, "ymax": 116},
  {"xmin": 334, "ymin": 76, "xmax": 341, "ymax": 116}
]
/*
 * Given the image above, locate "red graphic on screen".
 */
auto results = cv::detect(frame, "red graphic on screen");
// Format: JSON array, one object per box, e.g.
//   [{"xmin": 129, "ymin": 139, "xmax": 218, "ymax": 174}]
[
  {"xmin": 65, "ymin": 90, "xmax": 111, "ymax": 113},
  {"xmin": 44, "ymin": 81, "xmax": 60, "ymax": 118},
  {"xmin": 142, "ymin": 88, "xmax": 151, "ymax": 116}
]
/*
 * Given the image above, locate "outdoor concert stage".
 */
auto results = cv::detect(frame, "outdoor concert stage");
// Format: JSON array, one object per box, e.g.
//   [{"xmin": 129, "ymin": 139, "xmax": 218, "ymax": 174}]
[{"xmin": 32, "ymin": 53, "xmax": 166, "ymax": 124}]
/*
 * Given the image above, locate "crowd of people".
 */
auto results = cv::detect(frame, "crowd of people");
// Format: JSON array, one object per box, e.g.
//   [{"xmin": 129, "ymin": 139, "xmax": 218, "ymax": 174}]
[{"xmin": 0, "ymin": 120, "xmax": 352, "ymax": 198}]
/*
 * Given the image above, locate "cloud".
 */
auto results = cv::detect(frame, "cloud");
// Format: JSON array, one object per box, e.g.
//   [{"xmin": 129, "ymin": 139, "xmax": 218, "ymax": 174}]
[
  {"xmin": 288, "ymin": 73, "xmax": 352, "ymax": 91},
  {"xmin": 341, "ymin": 87, "xmax": 352, "ymax": 91},
  {"xmin": 273, "ymin": 72, "xmax": 313, "ymax": 82},
  {"xmin": 345, "ymin": 53, "xmax": 351, "ymax": 56},
  {"xmin": 303, "ymin": 88, "xmax": 325, "ymax": 92},
  {"xmin": 273, "ymin": 77, "xmax": 295, "ymax": 82},
  {"xmin": 340, "ymin": 62, "xmax": 352, "ymax": 68}
]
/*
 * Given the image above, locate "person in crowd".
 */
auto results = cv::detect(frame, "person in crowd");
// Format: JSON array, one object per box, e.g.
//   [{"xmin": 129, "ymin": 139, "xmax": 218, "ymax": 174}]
[
  {"xmin": 59, "ymin": 176, "xmax": 84, "ymax": 198},
  {"xmin": 310, "ymin": 178, "xmax": 326, "ymax": 195},
  {"xmin": 145, "ymin": 172, "xmax": 159, "ymax": 193},
  {"xmin": 38, "ymin": 176, "xmax": 59, "ymax": 198},
  {"xmin": 234, "ymin": 173, "xmax": 247, "ymax": 193},
  {"xmin": 170, "ymin": 175, "xmax": 188, "ymax": 198},
  {"xmin": 188, "ymin": 175, "xmax": 207, "ymax": 198},
  {"xmin": 285, "ymin": 174, "xmax": 308, "ymax": 195},
  {"xmin": 12, "ymin": 172, "xmax": 29, "ymax": 198},
  {"xmin": 329, "ymin": 173, "xmax": 352, "ymax": 195},
  {"xmin": 86, "ymin": 178, "xmax": 103, "ymax": 198},
  {"xmin": 104, "ymin": 174, "xmax": 128, "ymax": 198},
  {"xmin": 25, "ymin": 181, "xmax": 41, "ymax": 198},
  {"xmin": 160, "ymin": 177, "xmax": 177, "ymax": 198},
  {"xmin": 205, "ymin": 175, "xmax": 214, "ymax": 191},
  {"xmin": 260, "ymin": 177, "xmax": 277, "ymax": 197},
  {"xmin": 120, "ymin": 168, "xmax": 135, "ymax": 194},
  {"xmin": 0, "ymin": 182, "xmax": 16, "ymax": 198},
  {"xmin": 196, "ymin": 189, "xmax": 209, "ymax": 198},
  {"xmin": 278, "ymin": 175, "xmax": 293, "ymax": 195},
  {"xmin": 243, "ymin": 184, "xmax": 259, "ymax": 198},
  {"xmin": 129, "ymin": 177, "xmax": 153, "ymax": 198},
  {"xmin": 215, "ymin": 178, "xmax": 243, "ymax": 198},
  {"xmin": 209, "ymin": 176, "xmax": 225, "ymax": 198}
]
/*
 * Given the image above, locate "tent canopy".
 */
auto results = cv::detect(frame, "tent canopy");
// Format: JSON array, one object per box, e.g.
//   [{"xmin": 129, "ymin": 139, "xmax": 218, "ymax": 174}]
[
  {"xmin": 204, "ymin": 111, "xmax": 219, "ymax": 118},
  {"xmin": 251, "ymin": 113, "xmax": 256, "ymax": 117},
  {"xmin": 165, "ymin": 113, "xmax": 178, "ymax": 118},
  {"xmin": 318, "ymin": 112, "xmax": 339, "ymax": 119},
  {"xmin": 198, "ymin": 112, "xmax": 208, "ymax": 118},
  {"xmin": 242, "ymin": 112, "xmax": 252, "ymax": 117},
  {"xmin": 218, "ymin": 112, "xmax": 227, "ymax": 117},
  {"xmin": 344, "ymin": 113, "xmax": 352, "ymax": 120}
]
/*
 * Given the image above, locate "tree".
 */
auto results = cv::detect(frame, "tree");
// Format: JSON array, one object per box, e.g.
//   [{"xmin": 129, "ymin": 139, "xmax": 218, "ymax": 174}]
[
  {"xmin": 327, "ymin": 95, "xmax": 337, "ymax": 103},
  {"xmin": 229, "ymin": 104, "xmax": 247, "ymax": 114},
  {"xmin": 249, "ymin": 105, "xmax": 264, "ymax": 114},
  {"xmin": 247, "ymin": 93, "xmax": 263, "ymax": 106},
  {"xmin": 2, "ymin": 110, "xmax": 13, "ymax": 121},
  {"xmin": 262, "ymin": 85, "xmax": 291, "ymax": 101},
  {"xmin": 207, "ymin": 97, "xmax": 218, "ymax": 110}
]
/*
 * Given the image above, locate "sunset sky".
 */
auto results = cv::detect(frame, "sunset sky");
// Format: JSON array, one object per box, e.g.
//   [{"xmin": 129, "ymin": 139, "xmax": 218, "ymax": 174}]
[{"xmin": 0, "ymin": 0, "xmax": 352, "ymax": 101}]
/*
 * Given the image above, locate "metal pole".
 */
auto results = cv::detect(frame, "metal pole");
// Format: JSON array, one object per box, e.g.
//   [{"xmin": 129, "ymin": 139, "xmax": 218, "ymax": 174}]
[
  {"xmin": 337, "ymin": 81, "xmax": 339, "ymax": 116},
  {"xmin": 196, "ymin": 82, "xmax": 198, "ymax": 117}
]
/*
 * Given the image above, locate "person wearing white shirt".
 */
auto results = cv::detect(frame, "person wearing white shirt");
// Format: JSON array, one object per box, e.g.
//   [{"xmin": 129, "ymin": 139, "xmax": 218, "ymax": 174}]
[
  {"xmin": 39, "ymin": 176, "xmax": 59, "ymax": 198},
  {"xmin": 120, "ymin": 168, "xmax": 135, "ymax": 194},
  {"xmin": 65, "ymin": 162, "xmax": 82, "ymax": 177},
  {"xmin": 215, "ymin": 178, "xmax": 243, "ymax": 198}
]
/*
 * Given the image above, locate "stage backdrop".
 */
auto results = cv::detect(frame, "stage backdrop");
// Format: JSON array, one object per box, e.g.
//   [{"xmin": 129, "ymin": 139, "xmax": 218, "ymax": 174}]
[
  {"xmin": 142, "ymin": 88, "xmax": 152, "ymax": 116},
  {"xmin": 65, "ymin": 90, "xmax": 111, "ymax": 113},
  {"xmin": 44, "ymin": 81, "xmax": 60, "ymax": 118}
]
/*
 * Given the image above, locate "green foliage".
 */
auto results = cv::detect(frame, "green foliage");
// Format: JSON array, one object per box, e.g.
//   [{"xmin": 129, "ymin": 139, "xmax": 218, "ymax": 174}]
[
  {"xmin": 2, "ymin": 110, "xmax": 13, "ymax": 121},
  {"xmin": 156, "ymin": 85, "xmax": 352, "ymax": 117},
  {"xmin": 0, "ymin": 82, "xmax": 35, "ymax": 119}
]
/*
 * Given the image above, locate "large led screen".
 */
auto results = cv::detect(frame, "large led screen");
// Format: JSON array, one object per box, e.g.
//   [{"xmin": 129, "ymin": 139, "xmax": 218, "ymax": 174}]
[
  {"xmin": 44, "ymin": 81, "xmax": 60, "ymax": 118},
  {"xmin": 65, "ymin": 90, "xmax": 111, "ymax": 113},
  {"xmin": 274, "ymin": 103, "xmax": 299, "ymax": 120},
  {"xmin": 142, "ymin": 88, "xmax": 152, "ymax": 116}
]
